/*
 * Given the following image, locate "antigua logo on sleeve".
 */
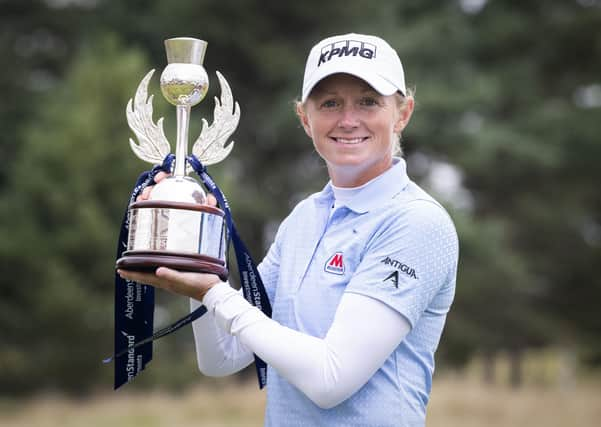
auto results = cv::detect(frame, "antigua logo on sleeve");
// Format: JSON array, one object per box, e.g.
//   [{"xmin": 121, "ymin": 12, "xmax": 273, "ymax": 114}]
[
  {"xmin": 380, "ymin": 256, "xmax": 418, "ymax": 279},
  {"xmin": 325, "ymin": 252, "xmax": 345, "ymax": 275}
]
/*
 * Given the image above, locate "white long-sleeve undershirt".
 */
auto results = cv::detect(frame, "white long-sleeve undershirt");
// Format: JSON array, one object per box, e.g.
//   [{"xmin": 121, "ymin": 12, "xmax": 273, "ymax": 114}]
[{"xmin": 190, "ymin": 282, "xmax": 410, "ymax": 409}]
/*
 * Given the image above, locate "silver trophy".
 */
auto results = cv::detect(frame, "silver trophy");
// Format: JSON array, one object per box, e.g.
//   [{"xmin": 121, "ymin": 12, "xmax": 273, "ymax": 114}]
[{"xmin": 116, "ymin": 37, "xmax": 240, "ymax": 279}]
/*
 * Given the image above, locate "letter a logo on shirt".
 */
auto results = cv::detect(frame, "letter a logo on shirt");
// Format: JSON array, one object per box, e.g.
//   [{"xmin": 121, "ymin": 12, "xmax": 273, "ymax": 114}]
[
  {"xmin": 325, "ymin": 252, "xmax": 345, "ymax": 275},
  {"xmin": 384, "ymin": 271, "xmax": 399, "ymax": 288}
]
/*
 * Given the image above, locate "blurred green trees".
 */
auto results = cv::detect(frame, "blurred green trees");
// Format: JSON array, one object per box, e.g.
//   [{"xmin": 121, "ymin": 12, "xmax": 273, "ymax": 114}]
[{"xmin": 0, "ymin": 0, "xmax": 599, "ymax": 394}]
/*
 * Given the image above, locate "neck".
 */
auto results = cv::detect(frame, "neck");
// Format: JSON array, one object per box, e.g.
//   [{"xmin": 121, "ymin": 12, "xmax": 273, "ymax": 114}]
[{"xmin": 328, "ymin": 159, "xmax": 393, "ymax": 188}]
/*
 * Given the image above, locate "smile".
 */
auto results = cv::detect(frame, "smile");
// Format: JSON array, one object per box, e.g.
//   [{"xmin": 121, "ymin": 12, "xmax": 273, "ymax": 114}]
[{"xmin": 331, "ymin": 137, "xmax": 369, "ymax": 145}]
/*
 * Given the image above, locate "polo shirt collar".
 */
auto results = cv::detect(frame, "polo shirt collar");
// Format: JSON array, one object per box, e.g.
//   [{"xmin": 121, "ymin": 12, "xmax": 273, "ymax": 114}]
[{"xmin": 314, "ymin": 157, "xmax": 410, "ymax": 214}]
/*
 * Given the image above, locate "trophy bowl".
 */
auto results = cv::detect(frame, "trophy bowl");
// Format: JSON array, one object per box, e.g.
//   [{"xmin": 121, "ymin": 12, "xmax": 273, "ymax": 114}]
[
  {"xmin": 117, "ymin": 176, "xmax": 228, "ymax": 279},
  {"xmin": 115, "ymin": 37, "xmax": 239, "ymax": 281}
]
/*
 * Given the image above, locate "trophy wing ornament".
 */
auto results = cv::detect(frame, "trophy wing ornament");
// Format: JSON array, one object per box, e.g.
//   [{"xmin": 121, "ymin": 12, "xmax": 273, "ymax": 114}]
[
  {"xmin": 188, "ymin": 71, "xmax": 240, "ymax": 172},
  {"xmin": 126, "ymin": 69, "xmax": 171, "ymax": 165}
]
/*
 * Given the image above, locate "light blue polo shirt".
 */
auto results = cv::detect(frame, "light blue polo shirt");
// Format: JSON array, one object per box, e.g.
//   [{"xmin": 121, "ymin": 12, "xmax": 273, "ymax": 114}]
[{"xmin": 257, "ymin": 158, "xmax": 459, "ymax": 427}]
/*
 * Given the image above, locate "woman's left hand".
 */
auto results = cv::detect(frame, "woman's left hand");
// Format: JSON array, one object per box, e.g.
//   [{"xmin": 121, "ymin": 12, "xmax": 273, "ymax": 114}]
[{"xmin": 117, "ymin": 267, "xmax": 222, "ymax": 301}]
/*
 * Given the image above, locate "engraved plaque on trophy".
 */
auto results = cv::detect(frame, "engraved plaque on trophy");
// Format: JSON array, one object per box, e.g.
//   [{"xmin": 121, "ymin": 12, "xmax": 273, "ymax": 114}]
[{"xmin": 116, "ymin": 37, "xmax": 240, "ymax": 280}]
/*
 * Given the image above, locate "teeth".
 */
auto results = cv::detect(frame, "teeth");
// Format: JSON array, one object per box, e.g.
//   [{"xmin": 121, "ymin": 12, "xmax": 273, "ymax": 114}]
[{"xmin": 335, "ymin": 137, "xmax": 365, "ymax": 144}]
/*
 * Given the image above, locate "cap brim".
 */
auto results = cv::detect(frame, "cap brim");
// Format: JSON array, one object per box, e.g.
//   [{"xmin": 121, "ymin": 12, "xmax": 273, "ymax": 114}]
[{"xmin": 302, "ymin": 61, "xmax": 399, "ymax": 102}]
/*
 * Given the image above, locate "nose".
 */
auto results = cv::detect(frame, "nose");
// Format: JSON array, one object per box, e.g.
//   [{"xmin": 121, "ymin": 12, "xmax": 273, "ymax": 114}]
[{"xmin": 337, "ymin": 106, "xmax": 360, "ymax": 129}]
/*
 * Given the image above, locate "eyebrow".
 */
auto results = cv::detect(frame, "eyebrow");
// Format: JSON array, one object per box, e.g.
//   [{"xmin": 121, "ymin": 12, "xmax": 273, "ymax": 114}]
[{"xmin": 361, "ymin": 88, "xmax": 380, "ymax": 95}]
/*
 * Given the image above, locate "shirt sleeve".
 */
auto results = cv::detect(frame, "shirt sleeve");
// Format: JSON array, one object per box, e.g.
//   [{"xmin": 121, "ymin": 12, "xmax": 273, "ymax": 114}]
[
  {"xmin": 202, "ymin": 282, "xmax": 411, "ymax": 409},
  {"xmin": 345, "ymin": 200, "xmax": 459, "ymax": 328}
]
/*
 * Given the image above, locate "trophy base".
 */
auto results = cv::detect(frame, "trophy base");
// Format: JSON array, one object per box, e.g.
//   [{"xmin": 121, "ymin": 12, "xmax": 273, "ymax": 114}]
[{"xmin": 116, "ymin": 251, "xmax": 228, "ymax": 281}]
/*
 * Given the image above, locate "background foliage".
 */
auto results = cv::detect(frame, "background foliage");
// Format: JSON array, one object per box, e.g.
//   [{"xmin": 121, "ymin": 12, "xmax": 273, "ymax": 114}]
[{"xmin": 0, "ymin": 0, "xmax": 599, "ymax": 394}]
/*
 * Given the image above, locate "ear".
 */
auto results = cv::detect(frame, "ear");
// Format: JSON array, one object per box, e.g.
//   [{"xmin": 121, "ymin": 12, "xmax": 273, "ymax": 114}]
[
  {"xmin": 296, "ymin": 102, "xmax": 313, "ymax": 138},
  {"xmin": 394, "ymin": 97, "xmax": 414, "ymax": 134}
]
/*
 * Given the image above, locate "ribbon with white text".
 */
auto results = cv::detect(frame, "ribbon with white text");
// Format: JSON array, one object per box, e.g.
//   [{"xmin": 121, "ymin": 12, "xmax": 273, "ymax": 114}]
[
  {"xmin": 187, "ymin": 154, "xmax": 272, "ymax": 388},
  {"xmin": 107, "ymin": 154, "xmax": 272, "ymax": 389}
]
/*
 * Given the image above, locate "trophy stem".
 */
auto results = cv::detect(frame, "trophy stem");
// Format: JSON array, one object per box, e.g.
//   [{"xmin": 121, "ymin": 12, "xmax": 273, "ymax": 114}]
[{"xmin": 174, "ymin": 105, "xmax": 191, "ymax": 177}]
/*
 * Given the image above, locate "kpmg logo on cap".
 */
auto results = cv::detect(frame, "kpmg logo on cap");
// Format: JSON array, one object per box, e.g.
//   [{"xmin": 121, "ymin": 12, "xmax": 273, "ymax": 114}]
[{"xmin": 318, "ymin": 39, "xmax": 377, "ymax": 67}]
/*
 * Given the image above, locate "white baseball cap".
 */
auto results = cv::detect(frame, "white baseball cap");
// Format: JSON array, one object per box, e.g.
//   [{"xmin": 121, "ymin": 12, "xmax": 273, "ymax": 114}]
[{"xmin": 301, "ymin": 33, "xmax": 406, "ymax": 102}]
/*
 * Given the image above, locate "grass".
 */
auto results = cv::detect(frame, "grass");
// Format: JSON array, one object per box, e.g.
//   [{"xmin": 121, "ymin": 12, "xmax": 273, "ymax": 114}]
[
  {"xmin": 427, "ymin": 375, "xmax": 601, "ymax": 427},
  {"xmin": 1, "ymin": 376, "xmax": 600, "ymax": 427}
]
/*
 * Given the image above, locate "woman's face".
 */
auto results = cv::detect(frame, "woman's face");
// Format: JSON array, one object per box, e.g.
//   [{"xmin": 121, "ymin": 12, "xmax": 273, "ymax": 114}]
[{"xmin": 299, "ymin": 73, "xmax": 413, "ymax": 187}]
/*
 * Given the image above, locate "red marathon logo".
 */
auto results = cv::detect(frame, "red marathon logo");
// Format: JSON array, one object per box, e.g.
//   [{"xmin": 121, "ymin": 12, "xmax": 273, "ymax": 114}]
[{"xmin": 325, "ymin": 252, "xmax": 345, "ymax": 275}]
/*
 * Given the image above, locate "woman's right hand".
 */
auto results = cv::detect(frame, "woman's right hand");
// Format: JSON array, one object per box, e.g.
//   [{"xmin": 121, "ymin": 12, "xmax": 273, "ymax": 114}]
[{"xmin": 136, "ymin": 171, "xmax": 169, "ymax": 202}]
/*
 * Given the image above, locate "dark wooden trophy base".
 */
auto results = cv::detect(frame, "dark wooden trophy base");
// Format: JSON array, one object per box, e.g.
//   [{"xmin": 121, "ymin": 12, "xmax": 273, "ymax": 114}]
[{"xmin": 116, "ymin": 251, "xmax": 228, "ymax": 281}]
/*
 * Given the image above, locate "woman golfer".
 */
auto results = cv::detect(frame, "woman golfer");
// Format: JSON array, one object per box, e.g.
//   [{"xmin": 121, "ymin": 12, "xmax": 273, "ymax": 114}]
[{"xmin": 119, "ymin": 33, "xmax": 459, "ymax": 427}]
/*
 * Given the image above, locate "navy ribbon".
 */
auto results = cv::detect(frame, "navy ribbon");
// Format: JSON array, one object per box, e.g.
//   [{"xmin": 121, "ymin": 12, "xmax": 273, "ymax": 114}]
[
  {"xmin": 111, "ymin": 154, "xmax": 174, "ymax": 389},
  {"xmin": 187, "ymin": 154, "xmax": 272, "ymax": 388},
  {"xmin": 108, "ymin": 154, "xmax": 272, "ymax": 390}
]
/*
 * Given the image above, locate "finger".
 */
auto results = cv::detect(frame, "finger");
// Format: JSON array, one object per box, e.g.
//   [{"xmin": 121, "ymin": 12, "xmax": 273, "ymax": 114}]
[
  {"xmin": 117, "ymin": 269, "xmax": 163, "ymax": 287},
  {"xmin": 117, "ymin": 268, "xmax": 185, "ymax": 297},
  {"xmin": 118, "ymin": 267, "xmax": 220, "ymax": 301},
  {"xmin": 154, "ymin": 267, "xmax": 190, "ymax": 290},
  {"xmin": 155, "ymin": 266, "xmax": 188, "ymax": 282},
  {"xmin": 143, "ymin": 185, "xmax": 153, "ymax": 199},
  {"xmin": 136, "ymin": 172, "xmax": 170, "ymax": 202},
  {"xmin": 155, "ymin": 267, "xmax": 221, "ymax": 300},
  {"xmin": 156, "ymin": 267, "xmax": 220, "ymax": 287},
  {"xmin": 138, "ymin": 185, "xmax": 153, "ymax": 201},
  {"xmin": 145, "ymin": 267, "xmax": 197, "ymax": 299},
  {"xmin": 206, "ymin": 193, "xmax": 218, "ymax": 207},
  {"xmin": 154, "ymin": 171, "xmax": 169, "ymax": 184}
]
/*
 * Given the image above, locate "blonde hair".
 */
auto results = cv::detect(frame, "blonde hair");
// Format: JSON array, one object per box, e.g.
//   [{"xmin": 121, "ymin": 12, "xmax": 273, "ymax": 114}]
[{"xmin": 392, "ymin": 88, "xmax": 414, "ymax": 155}]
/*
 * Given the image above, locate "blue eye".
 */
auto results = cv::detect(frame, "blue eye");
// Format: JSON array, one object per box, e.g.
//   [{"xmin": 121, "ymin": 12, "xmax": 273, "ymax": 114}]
[
  {"xmin": 321, "ymin": 99, "xmax": 339, "ymax": 108},
  {"xmin": 360, "ymin": 97, "xmax": 379, "ymax": 107}
]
